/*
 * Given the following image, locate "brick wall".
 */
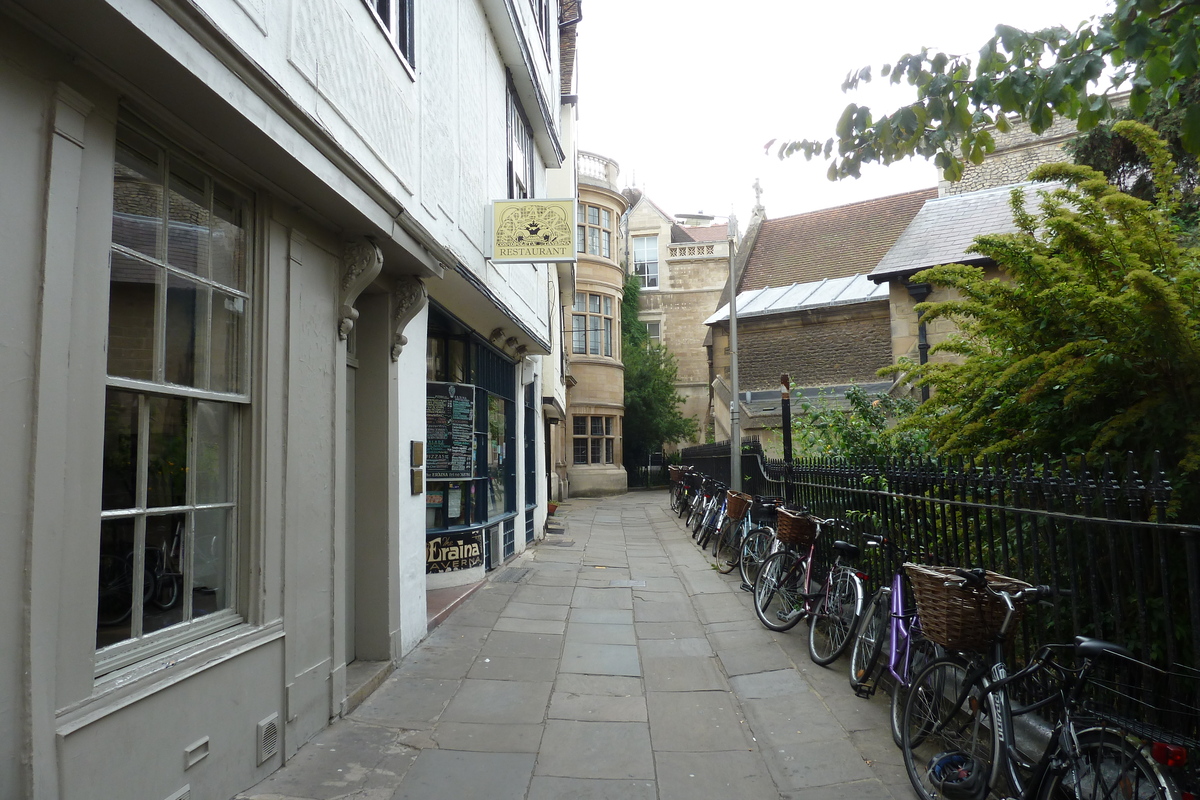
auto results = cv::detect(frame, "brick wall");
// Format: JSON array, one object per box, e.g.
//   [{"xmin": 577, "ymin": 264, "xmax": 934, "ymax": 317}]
[{"xmin": 712, "ymin": 303, "xmax": 891, "ymax": 391}]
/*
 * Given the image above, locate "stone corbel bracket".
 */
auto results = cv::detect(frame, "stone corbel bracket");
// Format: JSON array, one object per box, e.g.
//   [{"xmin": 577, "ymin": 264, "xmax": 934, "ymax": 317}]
[
  {"xmin": 339, "ymin": 239, "xmax": 384, "ymax": 340},
  {"xmin": 391, "ymin": 276, "xmax": 428, "ymax": 361}
]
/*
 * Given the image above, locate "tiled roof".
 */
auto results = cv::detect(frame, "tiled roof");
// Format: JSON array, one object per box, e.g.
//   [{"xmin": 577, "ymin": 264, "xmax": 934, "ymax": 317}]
[
  {"xmin": 681, "ymin": 223, "xmax": 729, "ymax": 242},
  {"xmin": 705, "ymin": 273, "xmax": 887, "ymax": 325},
  {"xmin": 740, "ymin": 188, "xmax": 937, "ymax": 291},
  {"xmin": 870, "ymin": 182, "xmax": 1052, "ymax": 281}
]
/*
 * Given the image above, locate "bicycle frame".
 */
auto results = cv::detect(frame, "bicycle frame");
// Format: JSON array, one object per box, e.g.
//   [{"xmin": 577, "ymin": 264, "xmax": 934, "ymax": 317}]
[{"xmin": 883, "ymin": 569, "xmax": 920, "ymax": 687}]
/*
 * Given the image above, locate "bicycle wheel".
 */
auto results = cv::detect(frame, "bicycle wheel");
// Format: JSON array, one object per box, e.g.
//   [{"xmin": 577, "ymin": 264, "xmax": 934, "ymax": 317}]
[
  {"xmin": 97, "ymin": 554, "xmax": 134, "ymax": 626},
  {"xmin": 714, "ymin": 518, "xmax": 741, "ymax": 574},
  {"xmin": 850, "ymin": 586, "xmax": 890, "ymax": 693},
  {"xmin": 753, "ymin": 550, "xmax": 808, "ymax": 632},
  {"xmin": 739, "ymin": 527, "xmax": 774, "ymax": 588},
  {"xmin": 1036, "ymin": 727, "xmax": 1176, "ymax": 800},
  {"xmin": 689, "ymin": 499, "xmax": 706, "ymax": 536},
  {"xmin": 808, "ymin": 566, "xmax": 864, "ymax": 666},
  {"xmin": 708, "ymin": 509, "xmax": 728, "ymax": 556},
  {"xmin": 901, "ymin": 656, "xmax": 999, "ymax": 800},
  {"xmin": 890, "ymin": 635, "xmax": 942, "ymax": 748},
  {"xmin": 669, "ymin": 484, "xmax": 681, "ymax": 513}
]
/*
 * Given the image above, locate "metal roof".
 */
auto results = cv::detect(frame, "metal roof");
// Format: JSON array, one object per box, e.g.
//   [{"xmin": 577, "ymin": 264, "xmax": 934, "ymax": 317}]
[{"xmin": 705, "ymin": 273, "xmax": 887, "ymax": 325}]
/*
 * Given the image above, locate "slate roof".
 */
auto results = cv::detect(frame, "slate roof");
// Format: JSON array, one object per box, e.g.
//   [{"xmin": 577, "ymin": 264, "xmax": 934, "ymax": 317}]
[
  {"xmin": 705, "ymin": 273, "xmax": 887, "ymax": 325},
  {"xmin": 739, "ymin": 187, "xmax": 937, "ymax": 292},
  {"xmin": 870, "ymin": 182, "xmax": 1051, "ymax": 282}
]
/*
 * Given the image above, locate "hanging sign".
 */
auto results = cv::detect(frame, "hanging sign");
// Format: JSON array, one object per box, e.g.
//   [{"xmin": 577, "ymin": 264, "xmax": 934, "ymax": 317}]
[{"xmin": 489, "ymin": 198, "xmax": 576, "ymax": 263}]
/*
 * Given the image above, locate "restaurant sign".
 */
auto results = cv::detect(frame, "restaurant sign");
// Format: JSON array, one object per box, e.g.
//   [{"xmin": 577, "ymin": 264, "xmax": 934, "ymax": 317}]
[
  {"xmin": 426, "ymin": 530, "xmax": 484, "ymax": 573},
  {"xmin": 490, "ymin": 198, "xmax": 575, "ymax": 263}
]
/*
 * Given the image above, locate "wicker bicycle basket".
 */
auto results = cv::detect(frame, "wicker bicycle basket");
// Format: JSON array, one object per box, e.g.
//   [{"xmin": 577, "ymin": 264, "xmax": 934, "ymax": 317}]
[
  {"xmin": 724, "ymin": 490, "xmax": 753, "ymax": 522},
  {"xmin": 668, "ymin": 465, "xmax": 688, "ymax": 484},
  {"xmin": 775, "ymin": 508, "xmax": 818, "ymax": 549},
  {"xmin": 904, "ymin": 563, "xmax": 1031, "ymax": 652}
]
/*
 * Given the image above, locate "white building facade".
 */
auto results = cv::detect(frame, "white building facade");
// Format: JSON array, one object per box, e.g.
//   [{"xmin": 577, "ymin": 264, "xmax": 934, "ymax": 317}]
[{"xmin": 1, "ymin": 0, "xmax": 574, "ymax": 798}]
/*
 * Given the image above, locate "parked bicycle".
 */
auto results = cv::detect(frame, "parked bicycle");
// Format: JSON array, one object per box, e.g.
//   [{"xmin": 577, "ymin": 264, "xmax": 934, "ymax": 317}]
[
  {"xmin": 899, "ymin": 566, "xmax": 1194, "ymax": 800},
  {"xmin": 847, "ymin": 533, "xmax": 943, "ymax": 747},
  {"xmin": 752, "ymin": 513, "xmax": 865, "ymax": 665}
]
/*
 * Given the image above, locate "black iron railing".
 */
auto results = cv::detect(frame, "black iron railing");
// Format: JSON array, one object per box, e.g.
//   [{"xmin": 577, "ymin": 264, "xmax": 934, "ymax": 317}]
[{"xmin": 681, "ymin": 444, "xmax": 1200, "ymax": 673}]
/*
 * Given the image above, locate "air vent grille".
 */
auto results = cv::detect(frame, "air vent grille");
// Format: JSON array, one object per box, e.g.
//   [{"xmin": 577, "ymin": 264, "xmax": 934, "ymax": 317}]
[{"xmin": 257, "ymin": 713, "xmax": 280, "ymax": 764}]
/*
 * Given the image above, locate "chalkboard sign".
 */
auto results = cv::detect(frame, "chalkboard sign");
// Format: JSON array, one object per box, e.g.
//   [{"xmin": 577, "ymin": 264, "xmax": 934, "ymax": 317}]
[{"xmin": 427, "ymin": 382, "xmax": 475, "ymax": 479}]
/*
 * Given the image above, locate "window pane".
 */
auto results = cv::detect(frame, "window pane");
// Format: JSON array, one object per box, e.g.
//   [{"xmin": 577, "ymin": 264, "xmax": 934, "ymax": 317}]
[
  {"xmin": 572, "ymin": 315, "xmax": 586, "ymax": 354},
  {"xmin": 587, "ymin": 227, "xmax": 599, "ymax": 255},
  {"xmin": 602, "ymin": 209, "xmax": 611, "ymax": 229},
  {"xmin": 167, "ymin": 163, "xmax": 210, "ymax": 277},
  {"xmin": 573, "ymin": 438, "xmax": 588, "ymax": 465},
  {"xmin": 576, "ymin": 225, "xmax": 585, "ymax": 253},
  {"xmin": 647, "ymin": 322, "xmax": 660, "ymax": 341},
  {"xmin": 147, "ymin": 395, "xmax": 189, "ymax": 509},
  {"xmin": 573, "ymin": 293, "xmax": 585, "ymax": 312},
  {"xmin": 589, "ymin": 295, "xmax": 600, "ymax": 313},
  {"xmin": 602, "ymin": 231, "xmax": 611, "ymax": 259},
  {"xmin": 587, "ymin": 206, "xmax": 599, "ymax": 225},
  {"xmin": 142, "ymin": 513, "xmax": 187, "ymax": 635},
  {"xmin": 112, "ymin": 132, "xmax": 164, "ymax": 259},
  {"xmin": 165, "ymin": 273, "xmax": 207, "ymax": 388},
  {"xmin": 604, "ymin": 318, "xmax": 612, "ymax": 356},
  {"xmin": 209, "ymin": 289, "xmax": 244, "ymax": 394},
  {"xmin": 426, "ymin": 337, "xmax": 444, "ymax": 382},
  {"xmin": 591, "ymin": 417, "xmax": 603, "ymax": 436},
  {"xmin": 195, "ymin": 401, "xmax": 233, "ymax": 504},
  {"xmin": 107, "ymin": 251, "xmax": 159, "ymax": 381},
  {"xmin": 588, "ymin": 316, "xmax": 601, "ymax": 354},
  {"xmin": 604, "ymin": 417, "xmax": 613, "ymax": 435},
  {"xmin": 573, "ymin": 416, "xmax": 587, "ymax": 435},
  {"xmin": 605, "ymin": 438, "xmax": 614, "ymax": 464},
  {"xmin": 487, "ymin": 396, "xmax": 508, "ymax": 518},
  {"xmin": 577, "ymin": 204, "xmax": 585, "ymax": 223},
  {"xmin": 102, "ymin": 389, "xmax": 140, "ymax": 511},
  {"xmin": 448, "ymin": 339, "xmax": 467, "ymax": 383},
  {"xmin": 193, "ymin": 507, "xmax": 229, "ymax": 614},
  {"xmin": 97, "ymin": 517, "xmax": 138, "ymax": 648},
  {"xmin": 590, "ymin": 438, "xmax": 601, "ymax": 463},
  {"xmin": 603, "ymin": 296, "xmax": 612, "ymax": 316},
  {"xmin": 210, "ymin": 184, "xmax": 247, "ymax": 291}
]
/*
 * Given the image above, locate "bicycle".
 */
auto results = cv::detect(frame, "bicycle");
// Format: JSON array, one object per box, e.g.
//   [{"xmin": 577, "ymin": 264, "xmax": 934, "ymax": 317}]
[
  {"xmin": 686, "ymin": 476, "xmax": 717, "ymax": 534},
  {"xmin": 710, "ymin": 489, "xmax": 755, "ymax": 575},
  {"xmin": 694, "ymin": 479, "xmax": 728, "ymax": 550},
  {"xmin": 752, "ymin": 514, "xmax": 865, "ymax": 666},
  {"xmin": 737, "ymin": 496, "xmax": 784, "ymax": 590},
  {"xmin": 847, "ymin": 532, "xmax": 943, "ymax": 747},
  {"xmin": 668, "ymin": 465, "xmax": 693, "ymax": 515},
  {"xmin": 900, "ymin": 566, "xmax": 1186, "ymax": 800}
]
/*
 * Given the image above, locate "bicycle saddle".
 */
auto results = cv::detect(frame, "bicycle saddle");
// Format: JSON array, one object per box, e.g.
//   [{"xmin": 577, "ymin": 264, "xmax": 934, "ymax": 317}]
[
  {"xmin": 832, "ymin": 540, "xmax": 860, "ymax": 560},
  {"xmin": 1074, "ymin": 636, "xmax": 1132, "ymax": 662}
]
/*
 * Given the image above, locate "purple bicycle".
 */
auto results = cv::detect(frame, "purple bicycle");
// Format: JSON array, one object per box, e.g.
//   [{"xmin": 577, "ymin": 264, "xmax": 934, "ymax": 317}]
[{"xmin": 847, "ymin": 532, "xmax": 943, "ymax": 747}]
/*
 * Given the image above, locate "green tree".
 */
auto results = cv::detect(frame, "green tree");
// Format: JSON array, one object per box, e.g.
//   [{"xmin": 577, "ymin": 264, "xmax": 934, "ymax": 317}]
[
  {"xmin": 790, "ymin": 385, "xmax": 931, "ymax": 463},
  {"xmin": 621, "ymin": 278, "xmax": 697, "ymax": 474},
  {"xmin": 772, "ymin": 0, "xmax": 1200, "ymax": 182},
  {"xmin": 1066, "ymin": 73, "xmax": 1200, "ymax": 237},
  {"xmin": 886, "ymin": 123, "xmax": 1200, "ymax": 514}
]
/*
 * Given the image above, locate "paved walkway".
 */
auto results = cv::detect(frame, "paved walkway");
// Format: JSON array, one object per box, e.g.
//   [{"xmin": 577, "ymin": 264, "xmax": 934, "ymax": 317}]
[{"xmin": 238, "ymin": 491, "xmax": 913, "ymax": 800}]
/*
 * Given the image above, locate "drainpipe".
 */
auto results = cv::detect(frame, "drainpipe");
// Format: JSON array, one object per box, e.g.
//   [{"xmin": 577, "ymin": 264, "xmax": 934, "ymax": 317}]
[
  {"xmin": 729, "ymin": 235, "xmax": 741, "ymax": 491},
  {"xmin": 780, "ymin": 373, "xmax": 792, "ymax": 506},
  {"xmin": 907, "ymin": 282, "xmax": 933, "ymax": 402}
]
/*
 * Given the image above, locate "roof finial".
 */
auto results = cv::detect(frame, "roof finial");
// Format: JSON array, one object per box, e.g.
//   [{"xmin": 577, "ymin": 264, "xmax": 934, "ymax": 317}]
[{"xmin": 753, "ymin": 178, "xmax": 764, "ymax": 211}]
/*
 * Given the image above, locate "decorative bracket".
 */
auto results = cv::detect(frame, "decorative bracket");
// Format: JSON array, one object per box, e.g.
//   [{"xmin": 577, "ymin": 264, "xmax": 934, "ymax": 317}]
[
  {"xmin": 391, "ymin": 276, "xmax": 428, "ymax": 361},
  {"xmin": 339, "ymin": 240, "xmax": 383, "ymax": 340}
]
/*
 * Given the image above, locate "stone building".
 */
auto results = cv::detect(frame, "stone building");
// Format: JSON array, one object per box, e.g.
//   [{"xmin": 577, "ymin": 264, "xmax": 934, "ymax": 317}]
[
  {"xmin": 565, "ymin": 152, "xmax": 629, "ymax": 496},
  {"xmin": 623, "ymin": 190, "xmax": 738, "ymax": 448},
  {"xmin": 1, "ymin": 1, "xmax": 577, "ymax": 798},
  {"xmin": 706, "ymin": 189, "xmax": 935, "ymax": 452}
]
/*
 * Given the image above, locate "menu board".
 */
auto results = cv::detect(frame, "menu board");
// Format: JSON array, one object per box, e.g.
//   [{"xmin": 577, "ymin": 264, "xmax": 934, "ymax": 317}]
[{"xmin": 427, "ymin": 382, "xmax": 474, "ymax": 479}]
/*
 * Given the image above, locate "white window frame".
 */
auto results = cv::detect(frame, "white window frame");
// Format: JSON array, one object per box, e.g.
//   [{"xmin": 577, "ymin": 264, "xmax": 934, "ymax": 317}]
[
  {"xmin": 96, "ymin": 119, "xmax": 252, "ymax": 677},
  {"xmin": 633, "ymin": 235, "xmax": 659, "ymax": 288},
  {"xmin": 365, "ymin": 0, "xmax": 415, "ymax": 69}
]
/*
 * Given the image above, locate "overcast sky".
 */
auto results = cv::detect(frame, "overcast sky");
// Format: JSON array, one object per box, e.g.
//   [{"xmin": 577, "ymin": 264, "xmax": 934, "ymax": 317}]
[{"xmin": 574, "ymin": 0, "xmax": 1110, "ymax": 227}]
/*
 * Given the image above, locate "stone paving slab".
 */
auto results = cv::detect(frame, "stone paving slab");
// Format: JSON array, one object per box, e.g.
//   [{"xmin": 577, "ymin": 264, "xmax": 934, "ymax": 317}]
[
  {"xmin": 527, "ymin": 776, "xmax": 657, "ymax": 800},
  {"xmin": 534, "ymin": 720, "xmax": 655, "ymax": 780},
  {"xmin": 392, "ymin": 750, "xmax": 537, "ymax": 800},
  {"xmin": 646, "ymin": 690, "xmax": 752, "ymax": 751},
  {"xmin": 655, "ymin": 750, "xmax": 782, "ymax": 800},
  {"xmin": 237, "ymin": 491, "xmax": 918, "ymax": 800},
  {"xmin": 439, "ymin": 679, "xmax": 553, "ymax": 724}
]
